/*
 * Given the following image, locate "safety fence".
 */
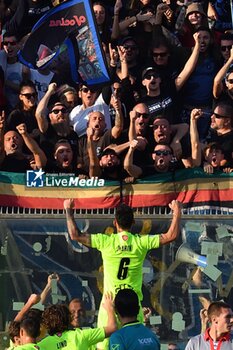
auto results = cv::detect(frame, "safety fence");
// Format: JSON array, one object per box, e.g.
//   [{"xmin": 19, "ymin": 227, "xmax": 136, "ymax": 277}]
[{"xmin": 0, "ymin": 168, "xmax": 232, "ymax": 215}]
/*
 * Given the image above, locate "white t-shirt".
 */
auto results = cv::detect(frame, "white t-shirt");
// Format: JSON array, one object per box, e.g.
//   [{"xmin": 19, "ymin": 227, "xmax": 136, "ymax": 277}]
[
  {"xmin": 30, "ymin": 69, "xmax": 54, "ymax": 101},
  {"xmin": 0, "ymin": 50, "xmax": 23, "ymax": 109},
  {"xmin": 69, "ymin": 94, "xmax": 111, "ymax": 137}
]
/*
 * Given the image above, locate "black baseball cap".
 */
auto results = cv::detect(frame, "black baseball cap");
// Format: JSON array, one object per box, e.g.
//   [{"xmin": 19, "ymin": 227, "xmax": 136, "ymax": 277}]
[
  {"xmin": 48, "ymin": 101, "xmax": 67, "ymax": 112},
  {"xmin": 120, "ymin": 36, "xmax": 138, "ymax": 47},
  {"xmin": 100, "ymin": 148, "xmax": 119, "ymax": 158},
  {"xmin": 141, "ymin": 66, "xmax": 160, "ymax": 80}
]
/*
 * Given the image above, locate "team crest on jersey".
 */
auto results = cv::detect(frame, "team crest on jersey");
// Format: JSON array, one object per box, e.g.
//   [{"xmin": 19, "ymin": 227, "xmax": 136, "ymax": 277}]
[
  {"xmin": 111, "ymin": 344, "xmax": 120, "ymax": 350},
  {"xmin": 122, "ymin": 235, "xmax": 128, "ymax": 241}
]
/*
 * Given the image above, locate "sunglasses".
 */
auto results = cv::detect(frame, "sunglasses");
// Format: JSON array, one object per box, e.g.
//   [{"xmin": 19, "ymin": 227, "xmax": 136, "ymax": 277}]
[
  {"xmin": 20, "ymin": 93, "xmax": 37, "ymax": 99},
  {"xmin": 153, "ymin": 52, "xmax": 168, "ymax": 57},
  {"xmin": 153, "ymin": 150, "xmax": 172, "ymax": 156},
  {"xmin": 152, "ymin": 124, "xmax": 167, "ymax": 129},
  {"xmin": 227, "ymin": 79, "xmax": 233, "ymax": 84},
  {"xmin": 144, "ymin": 73, "xmax": 159, "ymax": 80},
  {"xmin": 221, "ymin": 45, "xmax": 232, "ymax": 52},
  {"xmin": 213, "ymin": 112, "xmax": 228, "ymax": 119},
  {"xmin": 136, "ymin": 112, "xmax": 150, "ymax": 119},
  {"xmin": 3, "ymin": 41, "xmax": 17, "ymax": 46},
  {"xmin": 51, "ymin": 108, "xmax": 67, "ymax": 114},
  {"xmin": 123, "ymin": 45, "xmax": 137, "ymax": 50},
  {"xmin": 80, "ymin": 87, "xmax": 96, "ymax": 93}
]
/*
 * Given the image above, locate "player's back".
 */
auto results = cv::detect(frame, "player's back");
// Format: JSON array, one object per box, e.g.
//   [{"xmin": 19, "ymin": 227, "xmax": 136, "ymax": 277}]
[
  {"xmin": 91, "ymin": 231, "xmax": 160, "ymax": 300},
  {"xmin": 38, "ymin": 328, "xmax": 105, "ymax": 350}
]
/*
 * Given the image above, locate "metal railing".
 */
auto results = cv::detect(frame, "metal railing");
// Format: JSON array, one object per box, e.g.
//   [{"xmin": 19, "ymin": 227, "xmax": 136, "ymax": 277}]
[{"xmin": 0, "ymin": 205, "xmax": 232, "ymax": 218}]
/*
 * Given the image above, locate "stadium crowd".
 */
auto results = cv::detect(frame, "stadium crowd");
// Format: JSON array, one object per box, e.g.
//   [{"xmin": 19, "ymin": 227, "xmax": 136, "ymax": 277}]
[
  {"xmin": 0, "ymin": 0, "xmax": 233, "ymax": 349},
  {"xmin": 0, "ymin": 0, "xmax": 232, "ymax": 180}
]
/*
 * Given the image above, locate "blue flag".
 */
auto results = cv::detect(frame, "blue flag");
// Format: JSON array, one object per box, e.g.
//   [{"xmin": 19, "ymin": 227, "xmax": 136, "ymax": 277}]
[{"xmin": 18, "ymin": 0, "xmax": 110, "ymax": 86}]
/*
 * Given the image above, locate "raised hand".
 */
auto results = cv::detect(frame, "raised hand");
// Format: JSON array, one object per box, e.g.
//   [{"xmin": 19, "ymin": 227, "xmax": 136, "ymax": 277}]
[
  {"xmin": 114, "ymin": 0, "xmax": 122, "ymax": 15},
  {"xmin": 86, "ymin": 126, "xmax": 94, "ymax": 139},
  {"xmin": 16, "ymin": 123, "xmax": 27, "ymax": 135},
  {"xmin": 117, "ymin": 45, "xmax": 127, "ymax": 63},
  {"xmin": 129, "ymin": 110, "xmax": 138, "ymax": 122},
  {"xmin": 64, "ymin": 198, "xmax": 75, "ymax": 210},
  {"xmin": 47, "ymin": 273, "xmax": 60, "ymax": 286},
  {"xmin": 193, "ymin": 32, "xmax": 201, "ymax": 51},
  {"xmin": 109, "ymin": 43, "xmax": 119, "ymax": 66},
  {"xmin": 47, "ymin": 82, "xmax": 57, "ymax": 95},
  {"xmin": 169, "ymin": 200, "xmax": 182, "ymax": 215},
  {"xmin": 190, "ymin": 108, "xmax": 203, "ymax": 121}
]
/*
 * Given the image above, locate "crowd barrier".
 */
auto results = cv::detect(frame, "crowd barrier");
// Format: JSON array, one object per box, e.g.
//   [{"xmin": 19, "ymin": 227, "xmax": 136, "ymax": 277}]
[{"xmin": 0, "ymin": 168, "xmax": 232, "ymax": 214}]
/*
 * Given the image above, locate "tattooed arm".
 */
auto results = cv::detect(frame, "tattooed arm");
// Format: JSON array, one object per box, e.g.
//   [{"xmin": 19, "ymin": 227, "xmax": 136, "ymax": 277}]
[{"xmin": 63, "ymin": 199, "xmax": 92, "ymax": 246}]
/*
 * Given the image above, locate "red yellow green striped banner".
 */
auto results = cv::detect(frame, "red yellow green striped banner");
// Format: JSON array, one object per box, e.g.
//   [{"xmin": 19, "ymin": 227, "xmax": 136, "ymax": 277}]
[{"xmin": 0, "ymin": 169, "xmax": 232, "ymax": 209}]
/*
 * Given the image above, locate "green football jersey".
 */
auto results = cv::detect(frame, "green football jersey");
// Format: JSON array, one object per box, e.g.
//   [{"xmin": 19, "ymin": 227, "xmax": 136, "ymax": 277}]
[
  {"xmin": 91, "ymin": 231, "xmax": 160, "ymax": 300},
  {"xmin": 37, "ymin": 327, "xmax": 105, "ymax": 350},
  {"xmin": 16, "ymin": 343, "xmax": 39, "ymax": 350}
]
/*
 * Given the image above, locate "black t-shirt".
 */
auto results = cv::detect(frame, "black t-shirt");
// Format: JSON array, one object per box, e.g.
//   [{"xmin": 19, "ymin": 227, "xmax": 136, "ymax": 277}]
[
  {"xmin": 0, "ymin": 154, "xmax": 31, "ymax": 172},
  {"xmin": 213, "ymin": 90, "xmax": 233, "ymax": 107},
  {"xmin": 179, "ymin": 132, "xmax": 192, "ymax": 160},
  {"xmin": 109, "ymin": 77, "xmax": 135, "ymax": 130},
  {"xmin": 45, "ymin": 160, "xmax": 83, "ymax": 176},
  {"xmin": 77, "ymin": 129, "xmax": 115, "ymax": 175},
  {"xmin": 142, "ymin": 164, "xmax": 178, "ymax": 178},
  {"xmin": 114, "ymin": 128, "xmax": 155, "ymax": 167},
  {"xmin": 120, "ymin": 77, "xmax": 136, "ymax": 112},
  {"xmin": 100, "ymin": 164, "xmax": 128, "ymax": 181},
  {"xmin": 39, "ymin": 124, "xmax": 79, "ymax": 160},
  {"xmin": 206, "ymin": 129, "xmax": 233, "ymax": 163},
  {"xmin": 152, "ymin": 132, "xmax": 192, "ymax": 170},
  {"xmin": 26, "ymin": 0, "xmax": 53, "ymax": 28},
  {"xmin": 128, "ymin": 63, "xmax": 144, "ymax": 93},
  {"xmin": 6, "ymin": 109, "xmax": 38, "ymax": 134},
  {"xmin": 6, "ymin": 0, "xmax": 53, "ymax": 38},
  {"xmin": 140, "ymin": 81, "xmax": 180, "ymax": 124},
  {"xmin": 146, "ymin": 48, "xmax": 188, "ymax": 82}
]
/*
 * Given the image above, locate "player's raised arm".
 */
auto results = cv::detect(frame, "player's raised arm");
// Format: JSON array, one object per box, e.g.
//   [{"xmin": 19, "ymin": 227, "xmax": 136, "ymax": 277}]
[
  {"xmin": 64, "ymin": 199, "xmax": 92, "ymax": 246},
  {"xmin": 102, "ymin": 292, "xmax": 117, "ymax": 337},
  {"xmin": 159, "ymin": 200, "xmax": 182, "ymax": 245}
]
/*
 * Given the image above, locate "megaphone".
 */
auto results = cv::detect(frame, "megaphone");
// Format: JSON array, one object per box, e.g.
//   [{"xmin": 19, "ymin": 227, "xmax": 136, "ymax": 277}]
[{"xmin": 176, "ymin": 243, "xmax": 207, "ymax": 268}]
